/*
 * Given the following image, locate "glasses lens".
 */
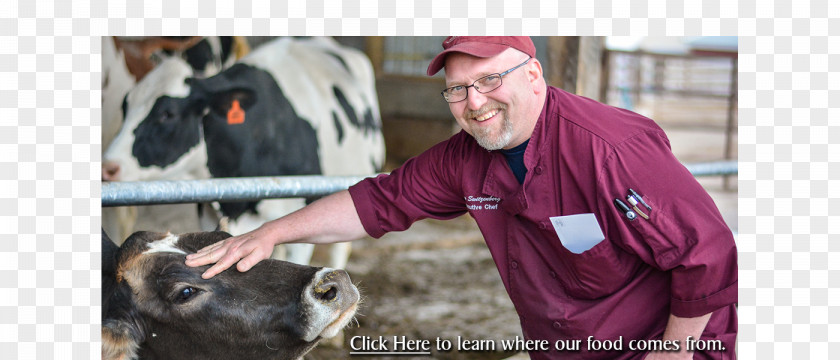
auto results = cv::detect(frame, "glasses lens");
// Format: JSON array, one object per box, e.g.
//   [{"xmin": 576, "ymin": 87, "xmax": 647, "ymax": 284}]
[
  {"xmin": 443, "ymin": 86, "xmax": 466, "ymax": 103},
  {"xmin": 474, "ymin": 74, "xmax": 502, "ymax": 94}
]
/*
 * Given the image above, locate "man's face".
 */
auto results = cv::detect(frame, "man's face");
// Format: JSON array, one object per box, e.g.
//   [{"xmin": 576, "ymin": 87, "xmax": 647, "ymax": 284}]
[{"xmin": 444, "ymin": 50, "xmax": 534, "ymax": 150}]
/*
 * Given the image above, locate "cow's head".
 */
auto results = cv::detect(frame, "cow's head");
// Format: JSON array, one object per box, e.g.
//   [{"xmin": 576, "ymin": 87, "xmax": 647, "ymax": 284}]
[
  {"xmin": 102, "ymin": 57, "xmax": 207, "ymax": 182},
  {"xmin": 101, "ymin": 230, "xmax": 359, "ymax": 360},
  {"xmin": 102, "ymin": 57, "xmax": 321, "ymax": 183}
]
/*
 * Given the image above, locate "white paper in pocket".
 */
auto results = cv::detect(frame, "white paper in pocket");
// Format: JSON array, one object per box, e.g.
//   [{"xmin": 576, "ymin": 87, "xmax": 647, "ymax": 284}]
[{"xmin": 549, "ymin": 213, "xmax": 605, "ymax": 254}]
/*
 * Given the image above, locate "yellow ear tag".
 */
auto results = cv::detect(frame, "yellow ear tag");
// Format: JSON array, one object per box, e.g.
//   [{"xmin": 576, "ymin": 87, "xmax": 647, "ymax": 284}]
[{"xmin": 227, "ymin": 99, "xmax": 245, "ymax": 125}]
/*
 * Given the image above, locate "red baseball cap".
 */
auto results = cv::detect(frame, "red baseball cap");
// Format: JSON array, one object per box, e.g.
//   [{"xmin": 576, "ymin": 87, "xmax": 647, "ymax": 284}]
[{"xmin": 426, "ymin": 36, "xmax": 536, "ymax": 76}]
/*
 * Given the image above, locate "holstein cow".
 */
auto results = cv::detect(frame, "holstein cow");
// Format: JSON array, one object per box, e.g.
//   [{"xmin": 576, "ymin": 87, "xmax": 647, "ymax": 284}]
[
  {"xmin": 102, "ymin": 36, "xmax": 250, "ymax": 243},
  {"xmin": 102, "ymin": 37, "xmax": 386, "ymax": 267},
  {"xmin": 103, "ymin": 36, "xmax": 249, "ymax": 150},
  {"xmin": 102, "ymin": 228, "xmax": 360, "ymax": 360}
]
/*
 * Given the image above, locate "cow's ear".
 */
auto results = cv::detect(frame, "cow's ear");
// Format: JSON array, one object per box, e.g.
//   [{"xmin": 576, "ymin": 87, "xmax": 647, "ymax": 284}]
[
  {"xmin": 102, "ymin": 286, "xmax": 146, "ymax": 360},
  {"xmin": 102, "ymin": 319, "xmax": 144, "ymax": 360},
  {"xmin": 208, "ymin": 89, "xmax": 256, "ymax": 120}
]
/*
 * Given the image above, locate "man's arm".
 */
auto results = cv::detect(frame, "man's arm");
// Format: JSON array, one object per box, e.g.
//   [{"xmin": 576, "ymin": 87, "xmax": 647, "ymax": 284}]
[
  {"xmin": 645, "ymin": 312, "xmax": 712, "ymax": 360},
  {"xmin": 184, "ymin": 190, "xmax": 366, "ymax": 278}
]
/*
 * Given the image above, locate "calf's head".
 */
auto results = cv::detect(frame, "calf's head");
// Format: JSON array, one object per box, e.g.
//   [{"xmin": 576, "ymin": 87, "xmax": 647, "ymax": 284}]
[{"xmin": 102, "ymin": 230, "xmax": 359, "ymax": 360}]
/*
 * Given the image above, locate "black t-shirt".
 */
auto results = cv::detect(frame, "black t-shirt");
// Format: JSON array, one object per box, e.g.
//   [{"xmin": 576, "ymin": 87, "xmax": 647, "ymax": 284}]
[{"xmin": 500, "ymin": 139, "xmax": 529, "ymax": 184}]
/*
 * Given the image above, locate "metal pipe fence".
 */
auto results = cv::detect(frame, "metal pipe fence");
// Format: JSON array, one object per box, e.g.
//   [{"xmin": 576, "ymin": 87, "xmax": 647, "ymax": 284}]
[
  {"xmin": 102, "ymin": 175, "xmax": 373, "ymax": 207},
  {"xmin": 102, "ymin": 161, "xmax": 737, "ymax": 207}
]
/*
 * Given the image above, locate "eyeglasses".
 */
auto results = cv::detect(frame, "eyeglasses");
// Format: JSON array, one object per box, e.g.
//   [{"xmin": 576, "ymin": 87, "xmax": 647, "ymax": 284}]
[{"xmin": 440, "ymin": 57, "xmax": 532, "ymax": 103}]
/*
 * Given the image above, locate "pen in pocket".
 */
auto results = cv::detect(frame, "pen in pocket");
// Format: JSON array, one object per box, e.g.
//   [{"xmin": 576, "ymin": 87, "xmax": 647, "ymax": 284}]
[
  {"xmin": 626, "ymin": 195, "xmax": 650, "ymax": 220},
  {"xmin": 628, "ymin": 188, "xmax": 652, "ymax": 211},
  {"xmin": 613, "ymin": 198, "xmax": 637, "ymax": 221}
]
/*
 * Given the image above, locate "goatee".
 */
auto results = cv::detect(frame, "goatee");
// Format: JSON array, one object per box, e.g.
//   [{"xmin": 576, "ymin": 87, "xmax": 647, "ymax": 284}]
[{"xmin": 466, "ymin": 104, "xmax": 513, "ymax": 151}]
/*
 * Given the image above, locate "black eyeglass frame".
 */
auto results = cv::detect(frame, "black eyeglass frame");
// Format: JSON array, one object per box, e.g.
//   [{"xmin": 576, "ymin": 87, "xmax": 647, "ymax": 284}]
[{"xmin": 440, "ymin": 57, "xmax": 532, "ymax": 103}]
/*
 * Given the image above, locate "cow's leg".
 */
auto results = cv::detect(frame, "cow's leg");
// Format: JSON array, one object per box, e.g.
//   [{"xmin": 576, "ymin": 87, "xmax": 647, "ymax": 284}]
[
  {"xmin": 283, "ymin": 243, "xmax": 316, "ymax": 265},
  {"xmin": 228, "ymin": 219, "xmax": 315, "ymax": 265},
  {"xmin": 326, "ymin": 242, "xmax": 352, "ymax": 269},
  {"xmin": 197, "ymin": 202, "xmax": 223, "ymax": 231},
  {"xmin": 229, "ymin": 198, "xmax": 312, "ymax": 263}
]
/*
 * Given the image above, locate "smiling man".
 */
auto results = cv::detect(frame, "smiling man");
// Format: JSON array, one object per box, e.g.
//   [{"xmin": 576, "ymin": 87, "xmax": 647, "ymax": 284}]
[
  {"xmin": 186, "ymin": 37, "xmax": 737, "ymax": 360},
  {"xmin": 442, "ymin": 50, "xmax": 540, "ymax": 151}
]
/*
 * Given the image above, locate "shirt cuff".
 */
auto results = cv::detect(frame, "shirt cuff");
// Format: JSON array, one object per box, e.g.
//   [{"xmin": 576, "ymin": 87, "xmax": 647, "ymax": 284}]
[
  {"xmin": 348, "ymin": 178, "xmax": 387, "ymax": 239},
  {"xmin": 670, "ymin": 280, "xmax": 738, "ymax": 318}
]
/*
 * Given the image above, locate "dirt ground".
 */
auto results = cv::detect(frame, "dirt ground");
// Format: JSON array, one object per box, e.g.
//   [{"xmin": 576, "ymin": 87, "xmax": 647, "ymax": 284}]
[{"xmin": 115, "ymin": 95, "xmax": 737, "ymax": 360}]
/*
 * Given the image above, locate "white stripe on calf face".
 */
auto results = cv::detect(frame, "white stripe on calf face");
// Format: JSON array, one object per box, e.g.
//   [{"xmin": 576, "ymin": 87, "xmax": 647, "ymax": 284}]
[{"xmin": 144, "ymin": 233, "xmax": 186, "ymax": 255}]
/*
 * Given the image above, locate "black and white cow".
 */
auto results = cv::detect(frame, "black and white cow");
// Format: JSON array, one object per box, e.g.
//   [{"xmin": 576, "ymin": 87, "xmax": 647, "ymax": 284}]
[
  {"xmin": 102, "ymin": 36, "xmax": 249, "ymax": 243},
  {"xmin": 102, "ymin": 36, "xmax": 248, "ymax": 150},
  {"xmin": 102, "ymin": 228, "xmax": 360, "ymax": 360},
  {"xmin": 102, "ymin": 37, "xmax": 386, "ymax": 267}
]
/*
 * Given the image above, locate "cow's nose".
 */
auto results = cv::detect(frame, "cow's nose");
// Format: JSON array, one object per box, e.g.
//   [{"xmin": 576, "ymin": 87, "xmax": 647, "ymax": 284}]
[
  {"xmin": 312, "ymin": 269, "xmax": 351, "ymax": 303},
  {"xmin": 102, "ymin": 161, "xmax": 121, "ymax": 181}
]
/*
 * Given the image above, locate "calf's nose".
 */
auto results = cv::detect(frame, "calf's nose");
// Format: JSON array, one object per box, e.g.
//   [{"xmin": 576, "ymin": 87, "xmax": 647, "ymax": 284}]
[
  {"xmin": 312, "ymin": 269, "xmax": 352, "ymax": 304},
  {"xmin": 102, "ymin": 161, "xmax": 121, "ymax": 181}
]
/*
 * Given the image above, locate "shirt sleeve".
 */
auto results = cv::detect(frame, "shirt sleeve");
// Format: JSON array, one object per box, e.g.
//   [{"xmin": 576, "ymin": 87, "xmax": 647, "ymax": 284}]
[
  {"xmin": 348, "ymin": 137, "xmax": 469, "ymax": 239},
  {"xmin": 597, "ymin": 130, "xmax": 738, "ymax": 318}
]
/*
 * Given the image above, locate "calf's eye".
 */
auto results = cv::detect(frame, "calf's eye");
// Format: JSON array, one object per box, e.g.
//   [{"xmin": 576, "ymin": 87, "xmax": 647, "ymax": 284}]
[{"xmin": 178, "ymin": 287, "xmax": 197, "ymax": 302}]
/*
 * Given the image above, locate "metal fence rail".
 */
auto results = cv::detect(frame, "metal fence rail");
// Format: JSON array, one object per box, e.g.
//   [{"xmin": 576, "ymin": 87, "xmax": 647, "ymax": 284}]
[
  {"xmin": 102, "ymin": 161, "xmax": 737, "ymax": 207},
  {"xmin": 102, "ymin": 175, "xmax": 373, "ymax": 207},
  {"xmin": 683, "ymin": 160, "xmax": 737, "ymax": 177}
]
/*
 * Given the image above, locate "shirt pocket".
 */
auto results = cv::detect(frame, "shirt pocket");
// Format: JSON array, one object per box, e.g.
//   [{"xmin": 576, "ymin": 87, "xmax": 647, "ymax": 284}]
[
  {"xmin": 621, "ymin": 196, "xmax": 693, "ymax": 270},
  {"xmin": 553, "ymin": 233, "xmax": 639, "ymax": 300}
]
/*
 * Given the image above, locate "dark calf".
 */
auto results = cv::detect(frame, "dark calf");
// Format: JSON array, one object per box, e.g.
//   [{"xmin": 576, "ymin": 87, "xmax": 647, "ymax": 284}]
[{"xmin": 102, "ymin": 229, "xmax": 359, "ymax": 360}]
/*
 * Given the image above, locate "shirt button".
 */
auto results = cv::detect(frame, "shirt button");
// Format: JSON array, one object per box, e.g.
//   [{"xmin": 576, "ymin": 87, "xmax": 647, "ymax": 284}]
[
  {"xmin": 538, "ymin": 222, "xmax": 547, "ymax": 230},
  {"xmin": 553, "ymin": 321, "xmax": 562, "ymax": 329},
  {"xmin": 511, "ymin": 261, "xmax": 519, "ymax": 270},
  {"xmin": 534, "ymin": 166, "xmax": 543, "ymax": 175},
  {"xmin": 549, "ymin": 271, "xmax": 557, "ymax": 279}
]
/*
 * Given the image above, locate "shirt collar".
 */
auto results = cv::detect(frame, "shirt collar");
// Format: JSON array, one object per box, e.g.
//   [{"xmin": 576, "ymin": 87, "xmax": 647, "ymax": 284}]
[{"xmin": 479, "ymin": 89, "xmax": 552, "ymax": 215}]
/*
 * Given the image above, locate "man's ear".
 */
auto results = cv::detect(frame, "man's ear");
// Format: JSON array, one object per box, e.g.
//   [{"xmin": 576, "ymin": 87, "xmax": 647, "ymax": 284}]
[{"xmin": 527, "ymin": 58, "xmax": 543, "ymax": 84}]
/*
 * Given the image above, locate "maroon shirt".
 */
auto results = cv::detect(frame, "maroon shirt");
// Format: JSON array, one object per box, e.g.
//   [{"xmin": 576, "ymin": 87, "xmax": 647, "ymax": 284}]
[{"xmin": 349, "ymin": 86, "xmax": 737, "ymax": 359}]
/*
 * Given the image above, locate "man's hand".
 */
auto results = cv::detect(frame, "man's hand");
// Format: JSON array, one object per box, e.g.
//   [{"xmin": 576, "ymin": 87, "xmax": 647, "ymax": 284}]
[
  {"xmin": 643, "ymin": 312, "xmax": 713, "ymax": 360},
  {"xmin": 184, "ymin": 190, "xmax": 368, "ymax": 279},
  {"xmin": 643, "ymin": 350, "xmax": 692, "ymax": 360},
  {"xmin": 185, "ymin": 225, "xmax": 278, "ymax": 279}
]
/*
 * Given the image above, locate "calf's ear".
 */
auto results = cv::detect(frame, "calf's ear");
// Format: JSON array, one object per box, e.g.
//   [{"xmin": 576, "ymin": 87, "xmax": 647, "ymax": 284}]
[
  {"xmin": 102, "ymin": 285, "xmax": 146, "ymax": 360},
  {"xmin": 102, "ymin": 321, "xmax": 140, "ymax": 360},
  {"xmin": 102, "ymin": 318, "xmax": 144, "ymax": 360},
  {"xmin": 102, "ymin": 230, "xmax": 120, "ymax": 279}
]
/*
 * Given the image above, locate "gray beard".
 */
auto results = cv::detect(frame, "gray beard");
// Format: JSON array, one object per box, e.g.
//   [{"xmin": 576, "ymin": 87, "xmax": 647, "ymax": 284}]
[{"xmin": 473, "ymin": 113, "xmax": 514, "ymax": 151}]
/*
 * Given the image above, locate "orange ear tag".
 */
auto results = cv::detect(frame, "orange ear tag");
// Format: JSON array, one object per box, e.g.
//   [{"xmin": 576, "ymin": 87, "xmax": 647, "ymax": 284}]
[{"xmin": 227, "ymin": 99, "xmax": 245, "ymax": 125}]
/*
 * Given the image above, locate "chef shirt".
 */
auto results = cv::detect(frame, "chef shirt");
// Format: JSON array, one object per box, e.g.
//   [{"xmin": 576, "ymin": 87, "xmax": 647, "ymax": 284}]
[{"xmin": 349, "ymin": 86, "xmax": 738, "ymax": 359}]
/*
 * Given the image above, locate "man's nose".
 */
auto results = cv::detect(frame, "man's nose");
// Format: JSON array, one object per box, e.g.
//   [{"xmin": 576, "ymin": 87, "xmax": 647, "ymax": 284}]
[{"xmin": 465, "ymin": 87, "xmax": 487, "ymax": 111}]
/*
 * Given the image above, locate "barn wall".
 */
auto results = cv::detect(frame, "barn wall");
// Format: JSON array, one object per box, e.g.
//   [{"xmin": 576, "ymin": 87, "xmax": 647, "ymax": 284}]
[{"xmin": 243, "ymin": 37, "xmax": 605, "ymax": 169}]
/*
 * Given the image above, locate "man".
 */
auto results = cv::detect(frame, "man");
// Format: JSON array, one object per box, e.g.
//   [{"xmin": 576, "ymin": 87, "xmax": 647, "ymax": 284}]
[{"xmin": 186, "ymin": 36, "xmax": 737, "ymax": 359}]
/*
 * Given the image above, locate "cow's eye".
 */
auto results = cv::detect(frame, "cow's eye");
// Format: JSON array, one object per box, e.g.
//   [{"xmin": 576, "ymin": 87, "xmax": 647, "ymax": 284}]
[
  {"xmin": 177, "ymin": 287, "xmax": 197, "ymax": 302},
  {"xmin": 159, "ymin": 110, "xmax": 175, "ymax": 124}
]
